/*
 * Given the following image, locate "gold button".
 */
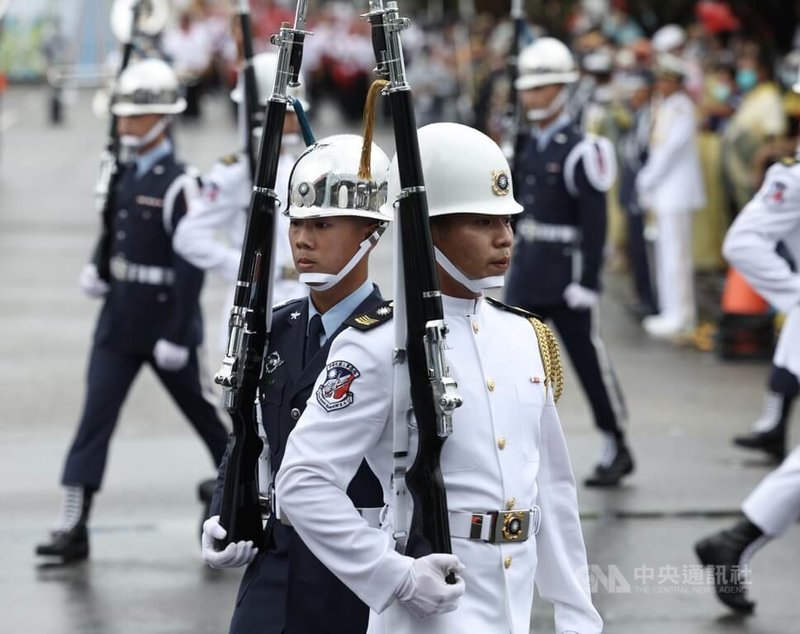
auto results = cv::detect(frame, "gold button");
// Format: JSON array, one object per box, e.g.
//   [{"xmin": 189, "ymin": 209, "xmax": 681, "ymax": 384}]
[
  {"xmin": 506, "ymin": 497, "xmax": 516, "ymax": 510},
  {"xmin": 487, "ymin": 378, "xmax": 495, "ymax": 391},
  {"xmin": 504, "ymin": 556, "xmax": 512, "ymax": 569},
  {"xmin": 497, "ymin": 436, "xmax": 506, "ymax": 450},
  {"xmin": 472, "ymin": 321, "xmax": 479, "ymax": 334}
]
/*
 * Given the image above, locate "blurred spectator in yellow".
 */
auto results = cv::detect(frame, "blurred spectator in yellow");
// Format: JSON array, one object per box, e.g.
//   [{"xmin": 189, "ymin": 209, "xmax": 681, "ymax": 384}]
[{"xmin": 721, "ymin": 48, "xmax": 787, "ymax": 219}]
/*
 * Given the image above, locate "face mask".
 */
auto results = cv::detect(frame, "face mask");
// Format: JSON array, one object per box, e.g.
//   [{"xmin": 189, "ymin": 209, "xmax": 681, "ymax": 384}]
[
  {"xmin": 711, "ymin": 82, "xmax": 731, "ymax": 102},
  {"xmin": 736, "ymin": 68, "xmax": 758, "ymax": 92}
]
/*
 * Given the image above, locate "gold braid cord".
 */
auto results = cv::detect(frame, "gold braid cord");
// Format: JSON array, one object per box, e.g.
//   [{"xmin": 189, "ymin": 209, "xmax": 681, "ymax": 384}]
[{"xmin": 528, "ymin": 318, "xmax": 564, "ymax": 403}]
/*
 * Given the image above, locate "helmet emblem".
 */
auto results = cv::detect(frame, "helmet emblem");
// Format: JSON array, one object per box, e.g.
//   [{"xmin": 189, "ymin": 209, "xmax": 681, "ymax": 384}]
[{"xmin": 491, "ymin": 170, "xmax": 510, "ymax": 196}]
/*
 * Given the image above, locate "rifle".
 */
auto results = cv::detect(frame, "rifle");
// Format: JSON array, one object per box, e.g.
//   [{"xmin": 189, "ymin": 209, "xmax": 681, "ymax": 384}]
[
  {"xmin": 94, "ymin": 0, "xmax": 146, "ymax": 282},
  {"xmin": 214, "ymin": 0, "xmax": 310, "ymax": 546},
  {"xmin": 234, "ymin": 0, "xmax": 261, "ymax": 181},
  {"xmin": 365, "ymin": 0, "xmax": 462, "ymax": 580},
  {"xmin": 501, "ymin": 0, "xmax": 525, "ymax": 163}
]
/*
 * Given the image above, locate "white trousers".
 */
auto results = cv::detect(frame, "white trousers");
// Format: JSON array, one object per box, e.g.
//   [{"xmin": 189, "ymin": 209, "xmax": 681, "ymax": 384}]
[
  {"xmin": 653, "ymin": 211, "xmax": 696, "ymax": 326},
  {"xmin": 743, "ymin": 443, "xmax": 800, "ymax": 536},
  {"xmin": 773, "ymin": 306, "xmax": 800, "ymax": 379}
]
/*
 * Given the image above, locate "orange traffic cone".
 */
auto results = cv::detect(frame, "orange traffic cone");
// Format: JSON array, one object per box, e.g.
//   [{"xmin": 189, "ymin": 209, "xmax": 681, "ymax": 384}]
[{"xmin": 717, "ymin": 268, "xmax": 774, "ymax": 360}]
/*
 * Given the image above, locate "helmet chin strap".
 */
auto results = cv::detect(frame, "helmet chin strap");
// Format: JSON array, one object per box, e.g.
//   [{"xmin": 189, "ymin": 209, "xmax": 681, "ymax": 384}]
[
  {"xmin": 526, "ymin": 86, "xmax": 569, "ymax": 122},
  {"xmin": 119, "ymin": 115, "xmax": 171, "ymax": 149},
  {"xmin": 434, "ymin": 247, "xmax": 505, "ymax": 293},
  {"xmin": 299, "ymin": 224, "xmax": 385, "ymax": 292}
]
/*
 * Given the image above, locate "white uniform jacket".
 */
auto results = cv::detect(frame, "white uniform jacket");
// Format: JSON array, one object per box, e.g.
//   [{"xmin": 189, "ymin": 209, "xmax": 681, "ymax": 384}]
[
  {"xmin": 636, "ymin": 91, "xmax": 706, "ymax": 214},
  {"xmin": 175, "ymin": 151, "xmax": 304, "ymax": 302},
  {"xmin": 276, "ymin": 295, "xmax": 603, "ymax": 634},
  {"xmin": 723, "ymin": 157, "xmax": 800, "ymax": 376}
]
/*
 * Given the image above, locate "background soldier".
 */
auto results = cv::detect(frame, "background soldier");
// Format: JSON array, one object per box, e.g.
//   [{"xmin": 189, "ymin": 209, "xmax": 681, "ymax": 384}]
[
  {"xmin": 506, "ymin": 37, "xmax": 633, "ymax": 487},
  {"xmin": 201, "ymin": 133, "xmax": 390, "ymax": 634},
  {"xmin": 174, "ymin": 51, "xmax": 307, "ymax": 351},
  {"xmin": 277, "ymin": 123, "xmax": 602, "ymax": 633},
  {"xmin": 637, "ymin": 54, "xmax": 706, "ymax": 339},
  {"xmin": 35, "ymin": 58, "xmax": 229, "ymax": 564},
  {"xmin": 695, "ymin": 115, "xmax": 800, "ymax": 613}
]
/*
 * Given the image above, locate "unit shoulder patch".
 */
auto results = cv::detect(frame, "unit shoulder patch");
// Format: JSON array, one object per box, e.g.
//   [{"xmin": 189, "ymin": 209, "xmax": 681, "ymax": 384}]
[{"xmin": 346, "ymin": 301, "xmax": 394, "ymax": 331}]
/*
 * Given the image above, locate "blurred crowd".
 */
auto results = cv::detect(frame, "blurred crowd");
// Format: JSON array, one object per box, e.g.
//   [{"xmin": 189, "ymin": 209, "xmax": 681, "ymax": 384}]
[{"xmin": 23, "ymin": 0, "xmax": 800, "ymax": 342}]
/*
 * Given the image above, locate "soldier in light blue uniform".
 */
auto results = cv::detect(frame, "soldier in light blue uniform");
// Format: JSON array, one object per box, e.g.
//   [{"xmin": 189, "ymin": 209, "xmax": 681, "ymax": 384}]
[{"xmin": 35, "ymin": 58, "xmax": 228, "ymax": 564}]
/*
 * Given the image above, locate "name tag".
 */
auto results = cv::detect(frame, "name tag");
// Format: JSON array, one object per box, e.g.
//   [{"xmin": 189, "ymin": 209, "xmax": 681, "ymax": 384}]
[{"xmin": 135, "ymin": 195, "xmax": 164, "ymax": 208}]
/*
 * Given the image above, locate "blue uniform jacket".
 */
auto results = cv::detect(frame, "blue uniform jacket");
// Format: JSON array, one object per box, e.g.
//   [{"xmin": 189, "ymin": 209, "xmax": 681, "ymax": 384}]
[
  {"xmin": 507, "ymin": 124, "xmax": 608, "ymax": 307},
  {"xmin": 93, "ymin": 153, "xmax": 204, "ymax": 354},
  {"xmin": 211, "ymin": 287, "xmax": 384, "ymax": 633}
]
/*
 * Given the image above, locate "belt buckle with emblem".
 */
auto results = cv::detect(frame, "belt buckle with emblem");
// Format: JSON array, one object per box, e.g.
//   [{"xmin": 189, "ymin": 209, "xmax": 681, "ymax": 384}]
[{"xmin": 493, "ymin": 510, "xmax": 529, "ymax": 542}]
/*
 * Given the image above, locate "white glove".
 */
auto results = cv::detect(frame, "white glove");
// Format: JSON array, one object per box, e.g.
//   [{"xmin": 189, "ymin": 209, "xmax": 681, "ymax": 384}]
[
  {"xmin": 201, "ymin": 515, "xmax": 258, "ymax": 569},
  {"xmin": 563, "ymin": 283, "xmax": 599, "ymax": 310},
  {"xmin": 79, "ymin": 263, "xmax": 110, "ymax": 298},
  {"xmin": 395, "ymin": 553, "xmax": 466, "ymax": 620},
  {"xmin": 153, "ymin": 339, "xmax": 190, "ymax": 371}
]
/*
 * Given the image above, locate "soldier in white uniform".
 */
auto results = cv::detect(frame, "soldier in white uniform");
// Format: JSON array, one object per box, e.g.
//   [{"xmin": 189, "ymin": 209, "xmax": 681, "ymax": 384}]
[
  {"xmin": 636, "ymin": 54, "xmax": 706, "ymax": 339},
  {"xmin": 694, "ymin": 133, "xmax": 800, "ymax": 614},
  {"xmin": 723, "ymin": 153, "xmax": 800, "ymax": 461},
  {"xmin": 174, "ymin": 52, "xmax": 307, "ymax": 350},
  {"xmin": 276, "ymin": 123, "xmax": 603, "ymax": 633}
]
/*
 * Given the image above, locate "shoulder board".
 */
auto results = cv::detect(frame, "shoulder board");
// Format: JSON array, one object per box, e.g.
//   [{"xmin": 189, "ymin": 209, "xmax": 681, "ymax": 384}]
[
  {"xmin": 219, "ymin": 153, "xmax": 240, "ymax": 166},
  {"xmin": 485, "ymin": 296, "xmax": 537, "ymax": 319},
  {"xmin": 346, "ymin": 300, "xmax": 394, "ymax": 331},
  {"xmin": 272, "ymin": 297, "xmax": 305, "ymax": 312}
]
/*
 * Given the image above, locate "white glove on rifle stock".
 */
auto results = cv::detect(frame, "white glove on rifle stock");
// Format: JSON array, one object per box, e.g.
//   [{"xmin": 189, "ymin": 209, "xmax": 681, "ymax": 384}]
[
  {"xmin": 394, "ymin": 553, "xmax": 466, "ymax": 619},
  {"xmin": 201, "ymin": 515, "xmax": 258, "ymax": 569}
]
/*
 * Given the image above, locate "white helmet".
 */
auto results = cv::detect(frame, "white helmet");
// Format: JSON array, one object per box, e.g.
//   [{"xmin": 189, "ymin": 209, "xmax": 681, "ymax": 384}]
[
  {"xmin": 382, "ymin": 123, "xmax": 522, "ymax": 218},
  {"xmin": 515, "ymin": 37, "xmax": 579, "ymax": 91},
  {"xmin": 287, "ymin": 134, "xmax": 391, "ymax": 292},
  {"xmin": 287, "ymin": 134, "xmax": 391, "ymax": 222},
  {"xmin": 231, "ymin": 52, "xmax": 310, "ymax": 111},
  {"xmin": 110, "ymin": 58, "xmax": 186, "ymax": 116},
  {"xmin": 651, "ymin": 24, "xmax": 686, "ymax": 53}
]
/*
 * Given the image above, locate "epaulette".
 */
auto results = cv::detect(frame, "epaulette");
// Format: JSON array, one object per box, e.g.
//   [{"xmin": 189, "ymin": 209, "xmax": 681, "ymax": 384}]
[
  {"xmin": 219, "ymin": 153, "xmax": 240, "ymax": 166},
  {"xmin": 485, "ymin": 297, "xmax": 564, "ymax": 402},
  {"xmin": 346, "ymin": 300, "xmax": 394, "ymax": 331}
]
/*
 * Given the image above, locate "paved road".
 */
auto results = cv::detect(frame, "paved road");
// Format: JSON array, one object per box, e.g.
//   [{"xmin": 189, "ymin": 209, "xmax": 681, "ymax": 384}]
[{"xmin": 1, "ymin": 86, "xmax": 798, "ymax": 633}]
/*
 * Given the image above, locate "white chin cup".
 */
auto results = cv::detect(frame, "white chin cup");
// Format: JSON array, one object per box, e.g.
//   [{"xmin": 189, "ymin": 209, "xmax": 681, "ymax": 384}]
[
  {"xmin": 526, "ymin": 87, "xmax": 569, "ymax": 122},
  {"xmin": 299, "ymin": 226, "xmax": 385, "ymax": 292},
  {"xmin": 119, "ymin": 116, "xmax": 171, "ymax": 149},
  {"xmin": 434, "ymin": 247, "xmax": 505, "ymax": 293}
]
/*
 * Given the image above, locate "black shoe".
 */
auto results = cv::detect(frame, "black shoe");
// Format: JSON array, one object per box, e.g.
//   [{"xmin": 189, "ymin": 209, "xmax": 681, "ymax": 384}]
[
  {"xmin": 35, "ymin": 525, "xmax": 89, "ymax": 563},
  {"xmin": 695, "ymin": 524, "xmax": 760, "ymax": 614},
  {"xmin": 732, "ymin": 430, "xmax": 785, "ymax": 462},
  {"xmin": 584, "ymin": 444, "xmax": 634, "ymax": 487}
]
